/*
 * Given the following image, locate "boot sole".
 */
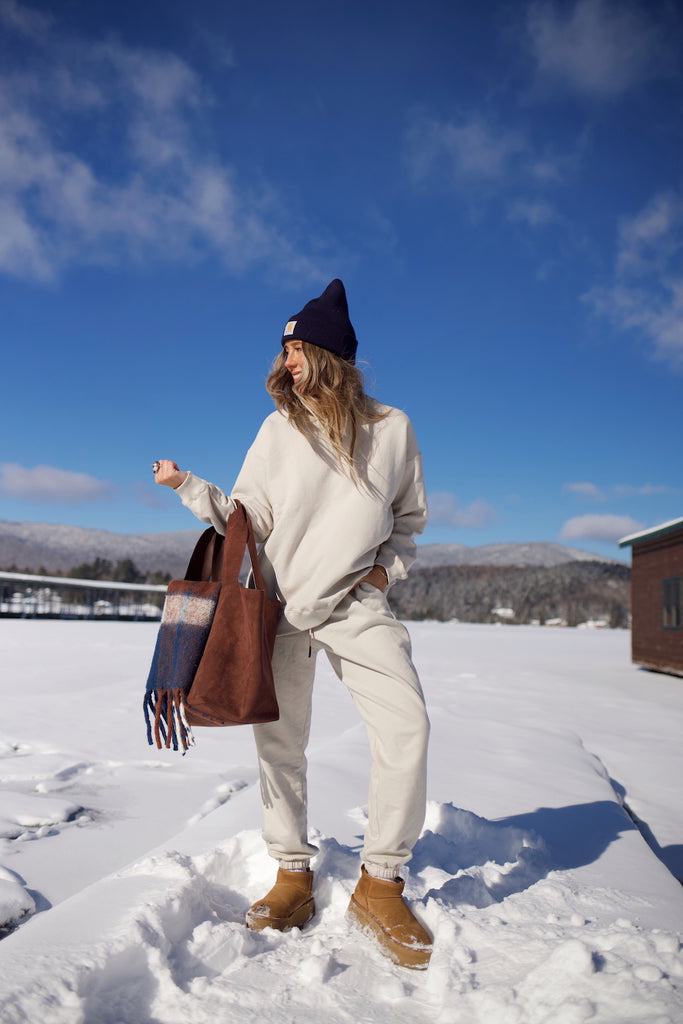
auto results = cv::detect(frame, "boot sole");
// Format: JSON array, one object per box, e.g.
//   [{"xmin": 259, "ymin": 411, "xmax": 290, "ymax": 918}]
[
  {"xmin": 246, "ymin": 897, "xmax": 315, "ymax": 932},
  {"xmin": 346, "ymin": 898, "xmax": 432, "ymax": 970}
]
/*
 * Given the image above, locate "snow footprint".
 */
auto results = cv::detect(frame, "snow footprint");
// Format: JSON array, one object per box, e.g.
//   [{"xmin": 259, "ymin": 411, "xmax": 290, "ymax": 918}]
[
  {"xmin": 186, "ymin": 779, "xmax": 248, "ymax": 826},
  {"xmin": 0, "ymin": 791, "xmax": 87, "ymax": 842}
]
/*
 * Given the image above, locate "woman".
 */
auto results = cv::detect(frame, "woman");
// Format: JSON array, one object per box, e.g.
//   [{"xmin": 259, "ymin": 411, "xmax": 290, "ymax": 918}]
[{"xmin": 154, "ymin": 279, "xmax": 432, "ymax": 970}]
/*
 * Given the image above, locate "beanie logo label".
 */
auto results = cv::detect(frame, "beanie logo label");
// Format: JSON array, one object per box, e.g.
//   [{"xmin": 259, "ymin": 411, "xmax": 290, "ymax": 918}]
[{"xmin": 284, "ymin": 320, "xmax": 297, "ymax": 336}]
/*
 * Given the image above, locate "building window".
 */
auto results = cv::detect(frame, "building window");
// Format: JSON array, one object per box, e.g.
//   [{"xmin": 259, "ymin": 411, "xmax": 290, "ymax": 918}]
[{"xmin": 662, "ymin": 577, "xmax": 682, "ymax": 630}]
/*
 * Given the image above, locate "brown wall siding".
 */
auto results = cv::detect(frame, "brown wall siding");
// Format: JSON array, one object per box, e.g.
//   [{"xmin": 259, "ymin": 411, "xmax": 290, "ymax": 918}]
[{"xmin": 631, "ymin": 531, "xmax": 683, "ymax": 676}]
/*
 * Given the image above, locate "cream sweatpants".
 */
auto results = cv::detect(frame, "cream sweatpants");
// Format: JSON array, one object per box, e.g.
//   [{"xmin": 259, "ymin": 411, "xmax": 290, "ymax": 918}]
[{"xmin": 253, "ymin": 581, "xmax": 430, "ymax": 880}]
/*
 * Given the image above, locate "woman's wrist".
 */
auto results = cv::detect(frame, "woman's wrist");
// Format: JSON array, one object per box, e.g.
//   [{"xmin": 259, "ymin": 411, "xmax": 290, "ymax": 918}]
[{"xmin": 359, "ymin": 564, "xmax": 388, "ymax": 591}]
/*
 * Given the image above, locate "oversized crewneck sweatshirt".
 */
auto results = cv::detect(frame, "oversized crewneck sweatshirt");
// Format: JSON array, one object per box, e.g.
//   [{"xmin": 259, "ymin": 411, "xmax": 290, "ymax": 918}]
[{"xmin": 175, "ymin": 405, "xmax": 427, "ymax": 632}]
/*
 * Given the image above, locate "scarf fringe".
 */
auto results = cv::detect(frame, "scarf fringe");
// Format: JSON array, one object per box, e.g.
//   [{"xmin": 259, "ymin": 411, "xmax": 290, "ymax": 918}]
[{"xmin": 143, "ymin": 688, "xmax": 196, "ymax": 753}]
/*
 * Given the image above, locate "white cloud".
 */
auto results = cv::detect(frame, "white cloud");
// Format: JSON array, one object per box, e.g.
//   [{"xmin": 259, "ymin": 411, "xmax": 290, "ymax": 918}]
[
  {"xmin": 527, "ymin": 0, "xmax": 676, "ymax": 98},
  {"xmin": 192, "ymin": 22, "xmax": 236, "ymax": 70},
  {"xmin": 563, "ymin": 481, "xmax": 605, "ymax": 501},
  {"xmin": 564, "ymin": 481, "xmax": 676, "ymax": 503},
  {"xmin": 585, "ymin": 189, "xmax": 683, "ymax": 370},
  {"xmin": 588, "ymin": 280, "xmax": 683, "ymax": 369},
  {"xmin": 616, "ymin": 192, "xmax": 683, "ymax": 275},
  {"xmin": 0, "ymin": 198, "xmax": 53, "ymax": 281},
  {"xmin": 0, "ymin": 463, "xmax": 114, "ymax": 504},
  {"xmin": 405, "ymin": 113, "xmax": 525, "ymax": 188},
  {"xmin": 560, "ymin": 513, "xmax": 644, "ymax": 543},
  {"xmin": 508, "ymin": 199, "xmax": 559, "ymax": 228},
  {"xmin": 530, "ymin": 159, "xmax": 565, "ymax": 184},
  {"xmin": 0, "ymin": 4, "xmax": 320, "ymax": 282},
  {"xmin": 613, "ymin": 483, "xmax": 674, "ymax": 498},
  {"xmin": 428, "ymin": 492, "xmax": 499, "ymax": 530},
  {"xmin": 0, "ymin": 0, "xmax": 52, "ymax": 38},
  {"xmin": 403, "ymin": 111, "xmax": 577, "ymax": 245}
]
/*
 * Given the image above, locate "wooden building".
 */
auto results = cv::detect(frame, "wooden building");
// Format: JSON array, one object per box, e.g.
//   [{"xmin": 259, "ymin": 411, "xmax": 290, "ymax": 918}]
[{"xmin": 619, "ymin": 517, "xmax": 683, "ymax": 677}]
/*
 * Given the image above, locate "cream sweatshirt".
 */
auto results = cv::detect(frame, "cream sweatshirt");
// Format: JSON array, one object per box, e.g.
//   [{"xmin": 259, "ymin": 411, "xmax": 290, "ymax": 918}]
[{"xmin": 175, "ymin": 405, "xmax": 427, "ymax": 631}]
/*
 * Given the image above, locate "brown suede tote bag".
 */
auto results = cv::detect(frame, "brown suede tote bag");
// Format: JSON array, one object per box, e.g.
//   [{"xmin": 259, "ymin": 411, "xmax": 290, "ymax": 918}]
[{"xmin": 184, "ymin": 500, "xmax": 281, "ymax": 731}]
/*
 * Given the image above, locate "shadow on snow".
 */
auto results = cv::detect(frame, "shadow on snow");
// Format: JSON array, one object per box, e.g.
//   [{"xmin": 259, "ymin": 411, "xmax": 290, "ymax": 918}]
[{"xmin": 408, "ymin": 799, "xmax": 636, "ymax": 909}]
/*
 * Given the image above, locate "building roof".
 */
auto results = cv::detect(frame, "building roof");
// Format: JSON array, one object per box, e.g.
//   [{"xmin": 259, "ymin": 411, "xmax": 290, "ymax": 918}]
[
  {"xmin": 619, "ymin": 516, "xmax": 683, "ymax": 548},
  {"xmin": 0, "ymin": 570, "xmax": 167, "ymax": 593}
]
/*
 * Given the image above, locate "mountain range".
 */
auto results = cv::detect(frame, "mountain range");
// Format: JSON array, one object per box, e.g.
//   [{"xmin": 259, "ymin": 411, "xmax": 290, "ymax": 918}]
[
  {"xmin": 0, "ymin": 520, "xmax": 625, "ymax": 578},
  {"xmin": 0, "ymin": 520, "xmax": 202, "ymax": 578},
  {"xmin": 414, "ymin": 541, "xmax": 622, "ymax": 569}
]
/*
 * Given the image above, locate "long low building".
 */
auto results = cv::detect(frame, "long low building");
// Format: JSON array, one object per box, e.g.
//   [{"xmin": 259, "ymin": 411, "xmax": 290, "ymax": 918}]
[{"xmin": 0, "ymin": 570, "xmax": 167, "ymax": 620}]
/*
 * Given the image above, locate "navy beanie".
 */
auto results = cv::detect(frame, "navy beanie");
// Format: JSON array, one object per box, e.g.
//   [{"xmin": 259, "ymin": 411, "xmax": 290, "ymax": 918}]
[{"xmin": 281, "ymin": 279, "xmax": 358, "ymax": 363}]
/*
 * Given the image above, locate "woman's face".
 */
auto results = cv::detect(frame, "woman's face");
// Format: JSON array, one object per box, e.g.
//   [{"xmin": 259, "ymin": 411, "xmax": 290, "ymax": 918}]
[{"xmin": 283, "ymin": 340, "xmax": 305, "ymax": 386}]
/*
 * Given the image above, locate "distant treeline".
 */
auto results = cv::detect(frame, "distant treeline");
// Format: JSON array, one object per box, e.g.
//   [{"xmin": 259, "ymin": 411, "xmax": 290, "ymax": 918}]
[
  {"xmin": 1, "ymin": 558, "xmax": 171, "ymax": 586},
  {"xmin": 387, "ymin": 561, "xmax": 630, "ymax": 627}
]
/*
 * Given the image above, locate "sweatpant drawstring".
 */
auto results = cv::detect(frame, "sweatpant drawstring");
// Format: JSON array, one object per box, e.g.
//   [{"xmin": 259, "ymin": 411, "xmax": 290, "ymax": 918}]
[{"xmin": 308, "ymin": 629, "xmax": 313, "ymax": 658}]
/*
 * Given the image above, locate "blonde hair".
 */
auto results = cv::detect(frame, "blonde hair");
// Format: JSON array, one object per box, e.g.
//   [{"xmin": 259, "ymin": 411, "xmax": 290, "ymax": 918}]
[{"xmin": 266, "ymin": 342, "xmax": 388, "ymax": 478}]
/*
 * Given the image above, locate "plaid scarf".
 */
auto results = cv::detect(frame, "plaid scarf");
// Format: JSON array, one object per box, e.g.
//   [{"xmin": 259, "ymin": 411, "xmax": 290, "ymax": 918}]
[{"xmin": 143, "ymin": 579, "xmax": 221, "ymax": 752}]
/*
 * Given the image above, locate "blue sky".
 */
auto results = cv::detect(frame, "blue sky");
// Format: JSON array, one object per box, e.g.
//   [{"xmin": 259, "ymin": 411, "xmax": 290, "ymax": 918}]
[{"xmin": 1, "ymin": 0, "xmax": 682, "ymax": 561}]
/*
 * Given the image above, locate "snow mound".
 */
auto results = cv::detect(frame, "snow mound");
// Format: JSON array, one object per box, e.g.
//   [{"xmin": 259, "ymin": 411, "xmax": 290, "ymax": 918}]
[
  {"xmin": 0, "ymin": 866, "xmax": 35, "ymax": 934},
  {"xmin": 411, "ymin": 802, "xmax": 552, "ymax": 907},
  {"xmin": 2, "ymin": 805, "xmax": 682, "ymax": 1023},
  {"xmin": 0, "ymin": 791, "xmax": 84, "ymax": 839},
  {"xmin": 0, "ymin": 790, "xmax": 86, "ymax": 932}
]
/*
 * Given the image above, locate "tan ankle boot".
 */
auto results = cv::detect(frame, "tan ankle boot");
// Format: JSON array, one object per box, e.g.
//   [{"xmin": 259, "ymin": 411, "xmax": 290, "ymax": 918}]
[
  {"xmin": 246, "ymin": 867, "xmax": 315, "ymax": 932},
  {"xmin": 347, "ymin": 865, "xmax": 432, "ymax": 969}
]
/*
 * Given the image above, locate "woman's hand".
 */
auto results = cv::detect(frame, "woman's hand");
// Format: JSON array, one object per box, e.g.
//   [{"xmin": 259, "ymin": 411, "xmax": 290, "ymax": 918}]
[
  {"xmin": 153, "ymin": 460, "xmax": 189, "ymax": 489},
  {"xmin": 356, "ymin": 565, "xmax": 389, "ymax": 592}
]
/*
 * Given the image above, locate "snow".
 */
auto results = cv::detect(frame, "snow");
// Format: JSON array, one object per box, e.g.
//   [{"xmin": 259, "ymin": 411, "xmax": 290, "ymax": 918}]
[{"xmin": 0, "ymin": 619, "xmax": 682, "ymax": 1022}]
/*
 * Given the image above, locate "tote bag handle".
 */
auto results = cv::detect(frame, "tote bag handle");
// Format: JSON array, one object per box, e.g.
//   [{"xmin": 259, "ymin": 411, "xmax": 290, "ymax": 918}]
[
  {"xmin": 182, "ymin": 500, "xmax": 266, "ymax": 589},
  {"xmin": 222, "ymin": 500, "xmax": 269, "ymax": 593},
  {"xmin": 184, "ymin": 527, "xmax": 223, "ymax": 582}
]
